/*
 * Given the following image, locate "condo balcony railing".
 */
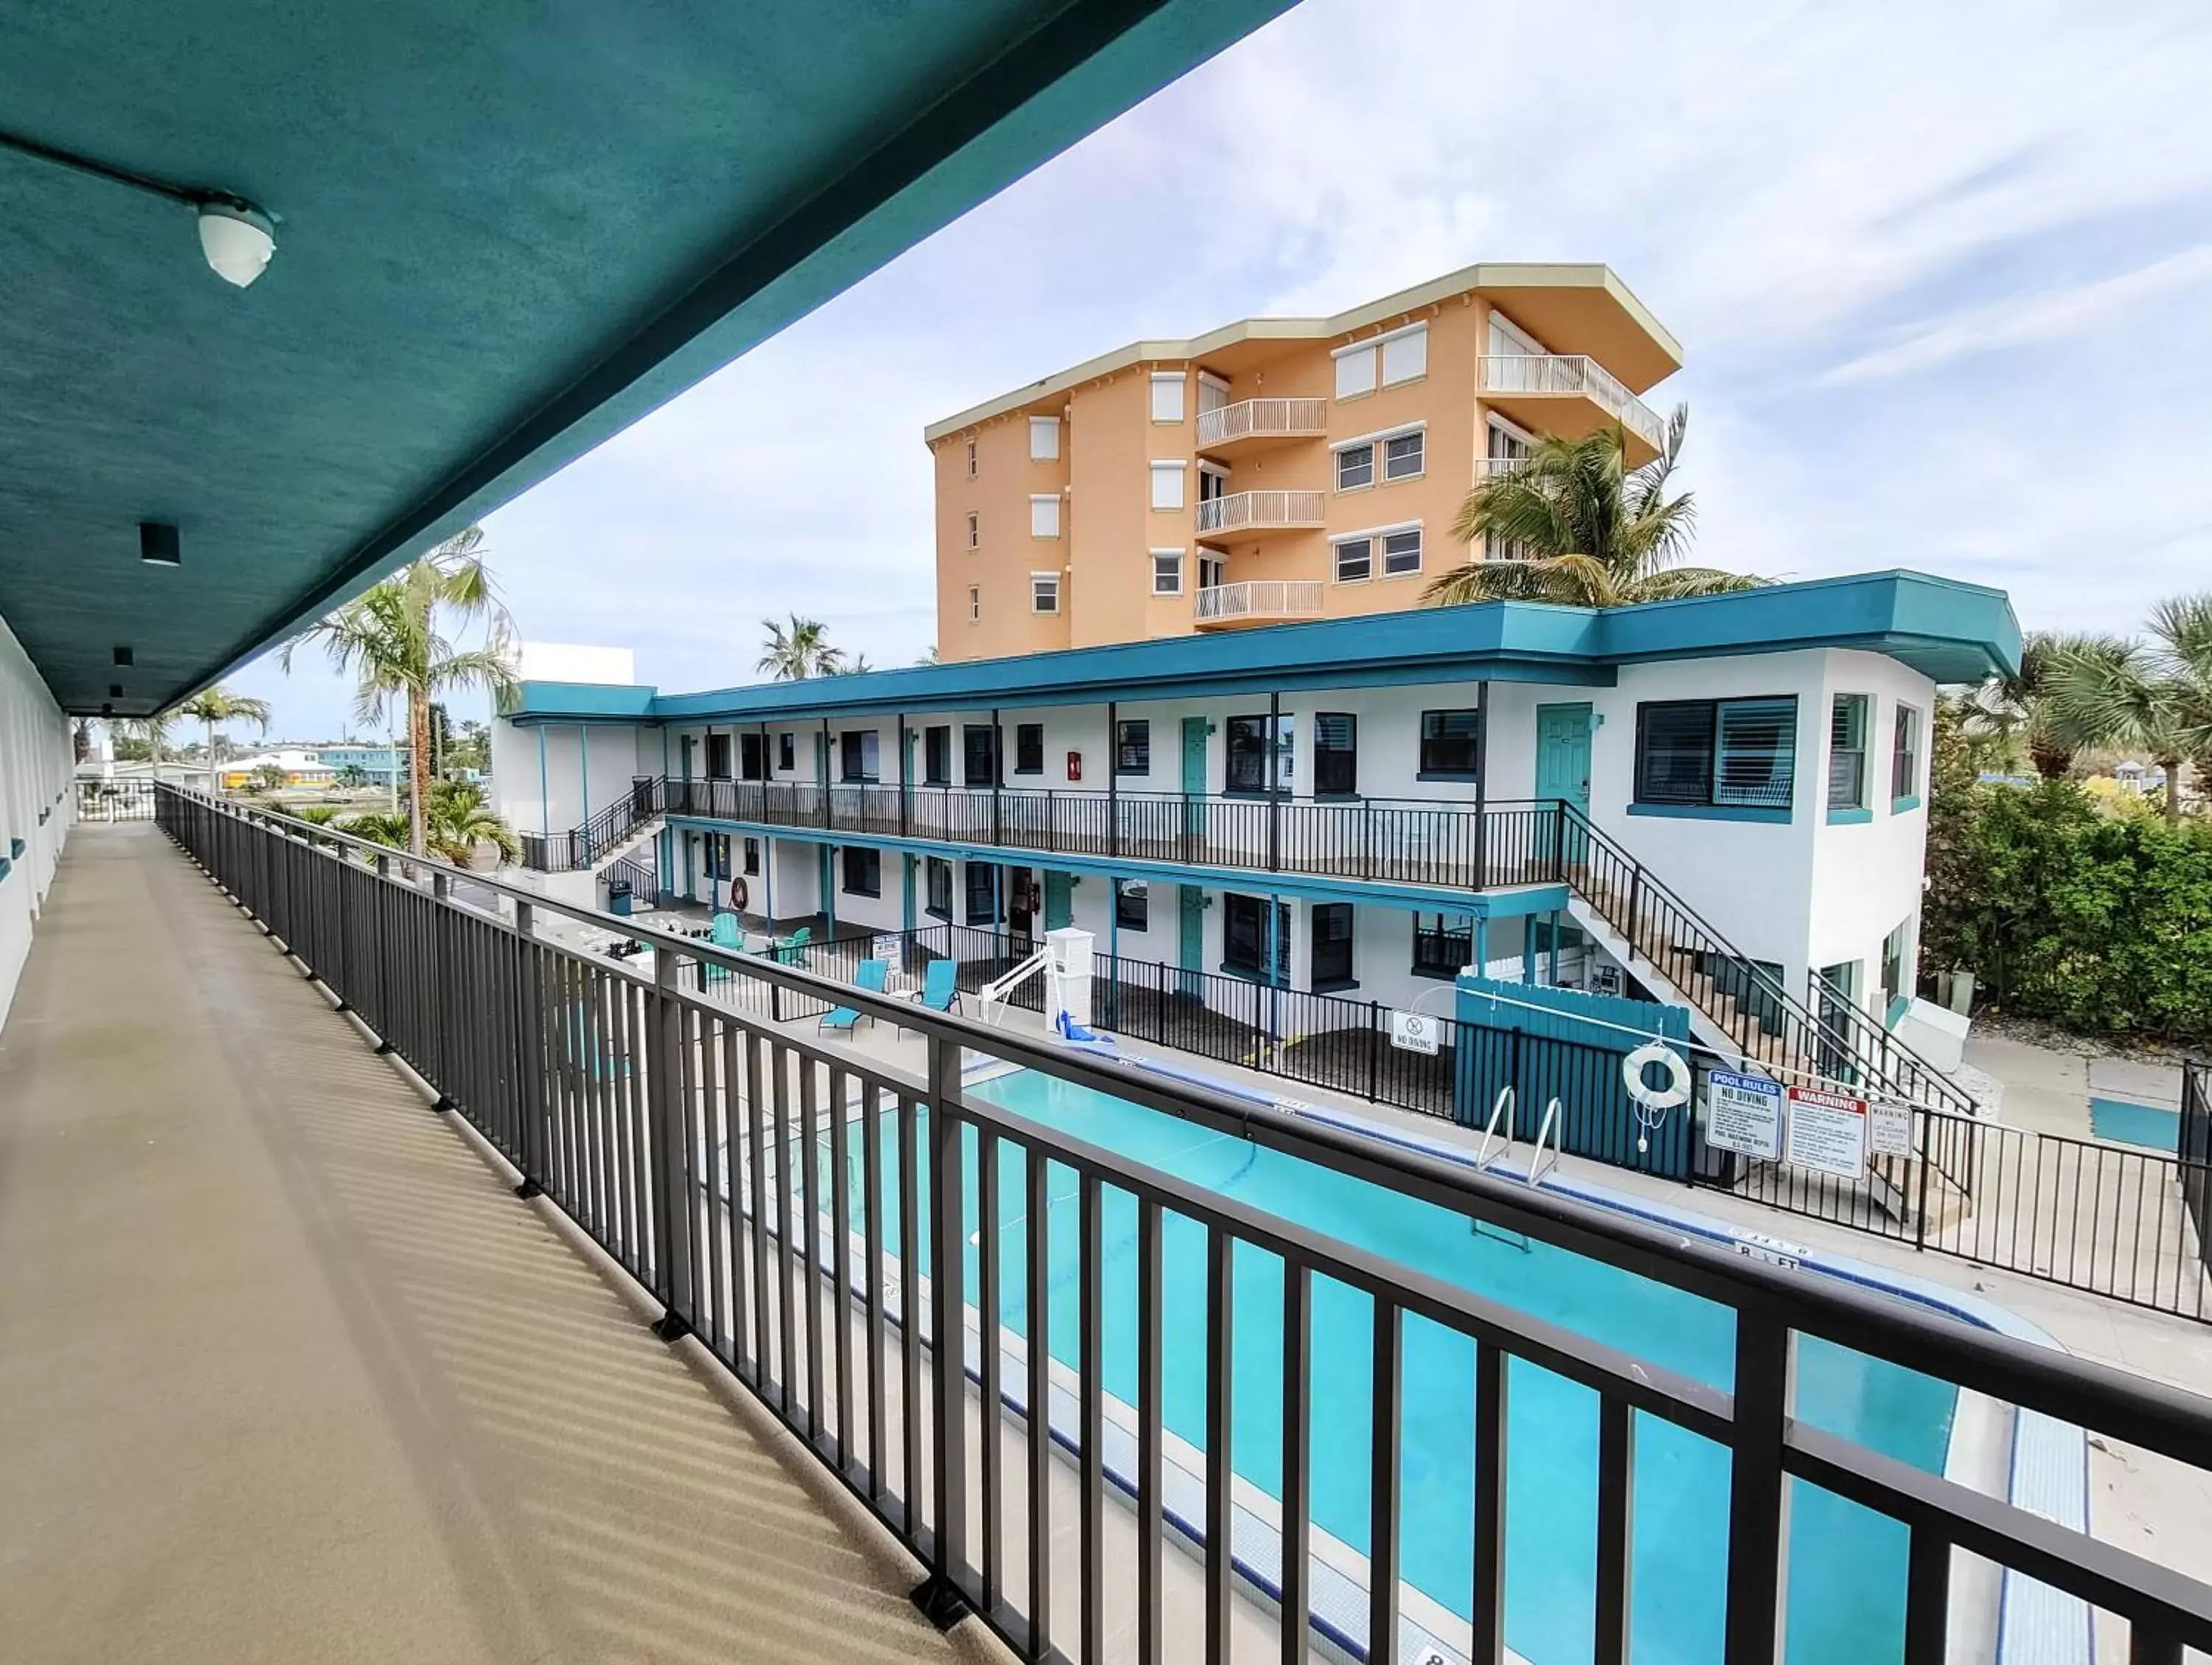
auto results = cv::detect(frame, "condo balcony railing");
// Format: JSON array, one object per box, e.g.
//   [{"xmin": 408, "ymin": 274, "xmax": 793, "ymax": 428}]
[
  {"xmin": 1194, "ymin": 487, "xmax": 1326, "ymax": 535},
  {"xmin": 1476, "ymin": 354, "xmax": 1666, "ymax": 451},
  {"xmin": 1194, "ymin": 396, "xmax": 1329, "ymax": 449},
  {"xmin": 1193, "ymin": 579, "xmax": 1325, "ymax": 623},
  {"xmin": 151, "ymin": 783, "xmax": 2212, "ymax": 1665},
  {"xmin": 1477, "ymin": 452, "xmax": 1530, "ymax": 481}
]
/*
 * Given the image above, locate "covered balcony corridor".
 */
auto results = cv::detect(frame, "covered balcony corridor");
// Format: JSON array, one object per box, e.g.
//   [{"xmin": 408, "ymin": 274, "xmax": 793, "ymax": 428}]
[{"xmin": 0, "ymin": 824, "xmax": 961, "ymax": 1665}]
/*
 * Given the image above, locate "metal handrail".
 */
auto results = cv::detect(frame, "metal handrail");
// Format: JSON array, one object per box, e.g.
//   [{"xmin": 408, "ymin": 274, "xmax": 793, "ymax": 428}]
[
  {"xmin": 1475, "ymin": 354, "xmax": 1665, "ymax": 449},
  {"xmin": 1193, "ymin": 580, "xmax": 1325, "ymax": 621},
  {"xmin": 1194, "ymin": 396, "xmax": 1328, "ymax": 448},
  {"xmin": 1194, "ymin": 488, "xmax": 1326, "ymax": 534},
  {"xmin": 1551, "ymin": 799, "xmax": 1979, "ymax": 1120},
  {"xmin": 150, "ymin": 780, "xmax": 2212, "ymax": 1664}
]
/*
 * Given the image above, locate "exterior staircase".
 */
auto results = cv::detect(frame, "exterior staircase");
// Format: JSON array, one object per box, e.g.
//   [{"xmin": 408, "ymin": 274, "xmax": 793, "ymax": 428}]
[{"xmin": 1545, "ymin": 802, "xmax": 1980, "ymax": 1121}]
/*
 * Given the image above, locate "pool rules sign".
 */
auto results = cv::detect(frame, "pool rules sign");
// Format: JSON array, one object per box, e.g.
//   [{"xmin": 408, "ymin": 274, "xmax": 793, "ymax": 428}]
[
  {"xmin": 1784, "ymin": 1085, "xmax": 1868, "ymax": 1178},
  {"xmin": 1706, "ymin": 1071, "xmax": 1784, "ymax": 1160}
]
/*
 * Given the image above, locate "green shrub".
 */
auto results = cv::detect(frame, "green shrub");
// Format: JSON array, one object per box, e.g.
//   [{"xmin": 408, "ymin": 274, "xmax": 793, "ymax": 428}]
[{"xmin": 1921, "ymin": 772, "xmax": 2212, "ymax": 1043}]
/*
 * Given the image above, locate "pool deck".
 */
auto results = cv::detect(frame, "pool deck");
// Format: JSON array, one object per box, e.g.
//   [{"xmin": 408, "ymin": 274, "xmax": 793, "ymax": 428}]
[{"xmin": 782, "ymin": 1000, "xmax": 2212, "ymax": 1665}]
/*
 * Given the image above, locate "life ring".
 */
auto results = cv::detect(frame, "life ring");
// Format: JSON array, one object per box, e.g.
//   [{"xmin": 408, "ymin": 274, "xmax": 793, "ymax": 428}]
[
  {"xmin": 728, "ymin": 877, "xmax": 748, "ymax": 913},
  {"xmin": 1622, "ymin": 1041, "xmax": 1691, "ymax": 1110}
]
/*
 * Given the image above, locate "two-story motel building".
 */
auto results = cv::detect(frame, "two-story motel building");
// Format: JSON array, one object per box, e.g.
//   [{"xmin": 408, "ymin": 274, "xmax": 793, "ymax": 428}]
[
  {"xmin": 492, "ymin": 571, "xmax": 2020, "ymax": 1075},
  {"xmin": 926, "ymin": 263, "xmax": 1680, "ymax": 658}
]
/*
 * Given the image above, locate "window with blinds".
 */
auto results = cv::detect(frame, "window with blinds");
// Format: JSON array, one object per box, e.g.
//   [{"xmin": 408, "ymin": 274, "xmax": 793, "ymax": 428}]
[
  {"xmin": 1380, "ymin": 324, "xmax": 1427, "ymax": 386},
  {"xmin": 1635, "ymin": 698, "xmax": 1799, "ymax": 812},
  {"xmin": 1314, "ymin": 712, "xmax": 1357, "ymax": 796}
]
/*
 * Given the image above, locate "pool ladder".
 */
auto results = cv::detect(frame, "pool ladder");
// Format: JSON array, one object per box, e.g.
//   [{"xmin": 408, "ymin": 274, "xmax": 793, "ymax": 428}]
[{"xmin": 1472, "ymin": 1085, "xmax": 1564, "ymax": 1188}]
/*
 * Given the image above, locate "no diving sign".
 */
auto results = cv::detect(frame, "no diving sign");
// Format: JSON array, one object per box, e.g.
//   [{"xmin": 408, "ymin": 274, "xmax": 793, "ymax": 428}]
[{"xmin": 1388, "ymin": 1009, "xmax": 1440, "ymax": 1055}]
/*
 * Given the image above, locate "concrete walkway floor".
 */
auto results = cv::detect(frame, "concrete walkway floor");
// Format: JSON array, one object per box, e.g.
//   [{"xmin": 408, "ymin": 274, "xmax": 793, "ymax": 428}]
[{"xmin": 0, "ymin": 826, "xmax": 964, "ymax": 1665}]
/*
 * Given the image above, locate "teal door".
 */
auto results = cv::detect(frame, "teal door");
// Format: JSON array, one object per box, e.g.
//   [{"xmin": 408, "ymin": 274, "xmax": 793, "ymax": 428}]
[
  {"xmin": 1535, "ymin": 702, "xmax": 1593, "ymax": 871},
  {"xmin": 1180, "ymin": 717, "xmax": 1209, "ymax": 855},
  {"xmin": 1043, "ymin": 870, "xmax": 1074, "ymax": 931},
  {"xmin": 1534, "ymin": 703, "xmax": 1593, "ymax": 809},
  {"xmin": 1178, "ymin": 884, "xmax": 1205, "ymax": 998}
]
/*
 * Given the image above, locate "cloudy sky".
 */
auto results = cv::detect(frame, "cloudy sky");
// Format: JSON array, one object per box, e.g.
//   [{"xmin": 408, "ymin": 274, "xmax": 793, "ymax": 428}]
[{"xmin": 240, "ymin": 0, "xmax": 2212, "ymax": 740}]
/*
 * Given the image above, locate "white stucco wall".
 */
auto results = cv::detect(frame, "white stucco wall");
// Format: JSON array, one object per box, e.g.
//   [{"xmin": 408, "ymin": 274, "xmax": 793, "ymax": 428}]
[{"xmin": 0, "ymin": 609, "xmax": 77, "ymax": 1029}]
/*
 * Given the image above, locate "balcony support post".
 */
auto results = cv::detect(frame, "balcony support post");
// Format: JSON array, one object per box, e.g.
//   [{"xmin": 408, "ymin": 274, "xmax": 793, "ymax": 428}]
[
  {"xmin": 1107, "ymin": 701, "xmax": 1119, "ymax": 860},
  {"xmin": 1267, "ymin": 691, "xmax": 1281, "ymax": 872},
  {"xmin": 897, "ymin": 713, "xmax": 911, "ymax": 838},
  {"xmin": 1473, "ymin": 681, "xmax": 1489, "ymax": 889},
  {"xmin": 991, "ymin": 707, "xmax": 1003, "ymax": 848},
  {"xmin": 647, "ymin": 943, "xmax": 694, "ymax": 1343},
  {"xmin": 819, "ymin": 718, "xmax": 832, "ymax": 830}
]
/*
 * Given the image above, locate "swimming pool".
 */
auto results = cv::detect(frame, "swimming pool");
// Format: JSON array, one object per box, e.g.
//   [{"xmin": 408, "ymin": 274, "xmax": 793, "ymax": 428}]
[{"xmin": 816, "ymin": 1068, "xmax": 1956, "ymax": 1665}]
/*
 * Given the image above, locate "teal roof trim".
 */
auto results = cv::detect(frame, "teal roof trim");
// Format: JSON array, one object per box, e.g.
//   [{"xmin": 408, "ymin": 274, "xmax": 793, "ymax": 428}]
[{"xmin": 507, "ymin": 571, "xmax": 2021, "ymax": 728}]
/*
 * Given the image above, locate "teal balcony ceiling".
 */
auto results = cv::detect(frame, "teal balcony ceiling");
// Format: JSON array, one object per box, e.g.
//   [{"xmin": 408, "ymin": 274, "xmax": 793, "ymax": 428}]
[{"xmin": 0, "ymin": 0, "xmax": 1291, "ymax": 715}]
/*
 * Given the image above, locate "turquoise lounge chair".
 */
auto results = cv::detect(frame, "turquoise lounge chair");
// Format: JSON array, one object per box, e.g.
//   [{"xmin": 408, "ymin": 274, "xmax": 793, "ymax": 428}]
[
  {"xmin": 709, "ymin": 911, "xmax": 745, "ymax": 950},
  {"xmin": 773, "ymin": 924, "xmax": 813, "ymax": 967},
  {"xmin": 899, "ymin": 959, "xmax": 962, "ymax": 1035},
  {"xmin": 820, "ymin": 958, "xmax": 888, "ymax": 1035}
]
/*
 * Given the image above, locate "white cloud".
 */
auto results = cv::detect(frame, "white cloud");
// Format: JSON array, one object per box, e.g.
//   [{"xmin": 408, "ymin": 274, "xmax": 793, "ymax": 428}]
[{"xmin": 236, "ymin": 0, "xmax": 2212, "ymax": 736}]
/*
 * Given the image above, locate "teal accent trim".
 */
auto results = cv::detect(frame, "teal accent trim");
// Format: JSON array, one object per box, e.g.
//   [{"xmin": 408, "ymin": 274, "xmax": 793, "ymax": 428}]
[
  {"xmin": 1885, "ymin": 993, "xmax": 1912, "ymax": 1029},
  {"xmin": 0, "ymin": 856, "xmax": 11, "ymax": 883},
  {"xmin": 1627, "ymin": 802, "xmax": 1792, "ymax": 825},
  {"xmin": 8, "ymin": 838, "xmax": 23, "ymax": 860},
  {"xmin": 1891, "ymin": 793, "xmax": 1921, "ymax": 813},
  {"xmin": 662, "ymin": 813, "xmax": 1567, "ymax": 918},
  {"xmin": 504, "ymin": 572, "xmax": 2020, "ymax": 730},
  {"xmin": 1826, "ymin": 806, "xmax": 1873, "ymax": 825}
]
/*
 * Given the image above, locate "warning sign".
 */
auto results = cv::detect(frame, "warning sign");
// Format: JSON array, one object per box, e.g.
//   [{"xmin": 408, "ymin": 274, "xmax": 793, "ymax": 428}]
[
  {"xmin": 1785, "ymin": 1085, "xmax": 1868, "ymax": 1178},
  {"xmin": 1706, "ymin": 1071, "xmax": 1784, "ymax": 1160},
  {"xmin": 1388, "ymin": 1009, "xmax": 1440, "ymax": 1054},
  {"xmin": 1867, "ymin": 1099, "xmax": 1914, "ymax": 1158}
]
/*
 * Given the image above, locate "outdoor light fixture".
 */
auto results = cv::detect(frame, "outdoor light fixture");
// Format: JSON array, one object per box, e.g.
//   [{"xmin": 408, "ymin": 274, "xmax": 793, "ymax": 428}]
[
  {"xmin": 100, "ymin": 703, "xmax": 114, "ymax": 717},
  {"xmin": 0, "ymin": 129, "xmax": 276, "ymax": 288},
  {"xmin": 139, "ymin": 522, "xmax": 181, "ymax": 565},
  {"xmin": 196, "ymin": 201, "xmax": 276, "ymax": 288},
  {"xmin": 113, "ymin": 646, "xmax": 133, "ymax": 666}
]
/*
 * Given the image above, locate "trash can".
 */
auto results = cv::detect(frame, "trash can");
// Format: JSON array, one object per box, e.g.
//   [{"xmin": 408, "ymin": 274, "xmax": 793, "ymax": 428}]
[{"xmin": 608, "ymin": 880, "xmax": 633, "ymax": 916}]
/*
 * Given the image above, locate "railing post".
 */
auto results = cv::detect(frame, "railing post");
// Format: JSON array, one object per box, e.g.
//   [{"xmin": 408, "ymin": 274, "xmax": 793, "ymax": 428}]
[
  {"xmin": 1367, "ymin": 1000, "xmax": 1382, "ymax": 1103},
  {"xmin": 647, "ymin": 945, "xmax": 694, "ymax": 1341},
  {"xmin": 922, "ymin": 1031, "xmax": 973, "ymax": 1618},
  {"xmin": 1724, "ymin": 1308, "xmax": 1792, "ymax": 1665},
  {"xmin": 1267, "ymin": 690, "xmax": 1281, "ymax": 872},
  {"xmin": 1107, "ymin": 701, "xmax": 1119, "ymax": 860},
  {"xmin": 512, "ymin": 900, "xmax": 547, "ymax": 1198},
  {"xmin": 1626, "ymin": 867, "xmax": 1644, "ymax": 957},
  {"xmin": 1552, "ymin": 798, "xmax": 1567, "ymax": 883}
]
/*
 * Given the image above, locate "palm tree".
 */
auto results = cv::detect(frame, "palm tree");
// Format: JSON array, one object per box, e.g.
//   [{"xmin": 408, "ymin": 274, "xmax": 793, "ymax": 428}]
[
  {"xmin": 124, "ymin": 714, "xmax": 174, "ymax": 780},
  {"xmin": 173, "ymin": 684, "xmax": 274, "ymax": 794},
  {"xmin": 282, "ymin": 526, "xmax": 516, "ymax": 857},
  {"xmin": 424, "ymin": 781, "xmax": 521, "ymax": 867},
  {"xmin": 1959, "ymin": 631, "xmax": 2129, "ymax": 781},
  {"xmin": 915, "ymin": 644, "xmax": 939, "ymax": 667},
  {"xmin": 337, "ymin": 810, "xmax": 411, "ymax": 855},
  {"xmin": 757, "ymin": 615, "xmax": 844, "ymax": 679},
  {"xmin": 2041, "ymin": 595, "xmax": 2212, "ymax": 824},
  {"xmin": 1422, "ymin": 410, "xmax": 1763, "ymax": 609},
  {"xmin": 832, "ymin": 654, "xmax": 874, "ymax": 675}
]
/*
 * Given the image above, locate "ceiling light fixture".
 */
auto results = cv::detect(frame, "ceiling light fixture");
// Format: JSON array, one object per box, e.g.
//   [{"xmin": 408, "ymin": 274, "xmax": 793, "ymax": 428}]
[
  {"xmin": 140, "ymin": 522, "xmax": 182, "ymax": 566},
  {"xmin": 0, "ymin": 128, "xmax": 276, "ymax": 288},
  {"xmin": 113, "ymin": 646, "xmax": 133, "ymax": 666}
]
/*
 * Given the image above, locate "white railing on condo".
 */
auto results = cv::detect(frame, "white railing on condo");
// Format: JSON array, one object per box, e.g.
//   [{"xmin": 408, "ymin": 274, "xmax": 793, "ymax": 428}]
[
  {"xmin": 1478, "ymin": 452, "xmax": 1530, "ymax": 480},
  {"xmin": 1194, "ymin": 580, "xmax": 1326, "ymax": 622},
  {"xmin": 1476, "ymin": 355, "xmax": 1665, "ymax": 449},
  {"xmin": 1194, "ymin": 396, "xmax": 1329, "ymax": 448},
  {"xmin": 1194, "ymin": 488, "xmax": 1326, "ymax": 535}
]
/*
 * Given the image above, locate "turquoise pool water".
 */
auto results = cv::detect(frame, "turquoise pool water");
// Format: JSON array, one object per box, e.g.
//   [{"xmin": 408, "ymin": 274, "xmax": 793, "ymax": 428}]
[
  {"xmin": 2089, "ymin": 1095, "xmax": 2180, "ymax": 1152},
  {"xmin": 821, "ymin": 1070, "xmax": 1955, "ymax": 1665}
]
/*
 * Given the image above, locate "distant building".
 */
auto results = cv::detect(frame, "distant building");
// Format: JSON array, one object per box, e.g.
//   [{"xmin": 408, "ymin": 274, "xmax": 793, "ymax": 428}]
[
  {"xmin": 311, "ymin": 743, "xmax": 407, "ymax": 785},
  {"xmin": 925, "ymin": 263, "xmax": 1679, "ymax": 658},
  {"xmin": 221, "ymin": 749, "xmax": 338, "ymax": 790}
]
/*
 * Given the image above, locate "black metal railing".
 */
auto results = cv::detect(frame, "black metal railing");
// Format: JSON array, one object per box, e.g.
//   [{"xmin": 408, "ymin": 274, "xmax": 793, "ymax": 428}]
[
  {"xmin": 598, "ymin": 850, "xmax": 658, "ymax": 913},
  {"xmin": 1545, "ymin": 800, "xmax": 1981, "ymax": 1125},
  {"xmin": 152, "ymin": 782, "xmax": 2212, "ymax": 1665},
  {"xmin": 605, "ymin": 779, "xmax": 1975, "ymax": 1119},
  {"xmin": 519, "ymin": 774, "xmax": 662, "ymax": 872},
  {"xmin": 2186, "ymin": 1061, "xmax": 2211, "ymax": 1287},
  {"xmin": 75, "ymin": 778, "xmax": 161, "ymax": 821}
]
